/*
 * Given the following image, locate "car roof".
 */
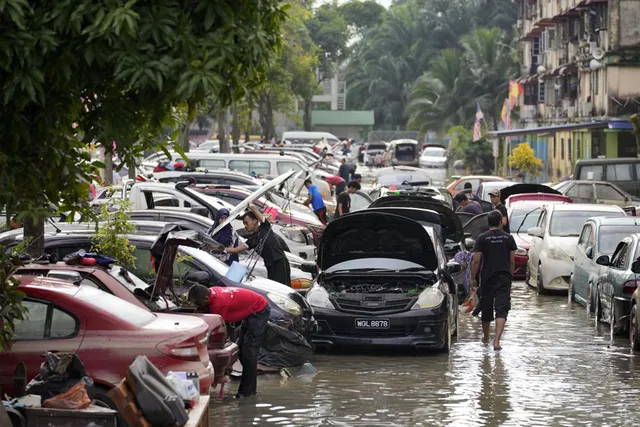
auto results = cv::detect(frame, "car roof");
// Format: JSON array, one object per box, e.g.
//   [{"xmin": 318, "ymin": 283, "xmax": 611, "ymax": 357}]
[
  {"xmin": 480, "ymin": 181, "xmax": 516, "ymax": 188},
  {"xmin": 587, "ymin": 216, "xmax": 640, "ymax": 226},
  {"xmin": 561, "ymin": 180, "xmax": 615, "ymax": 185},
  {"xmin": 547, "ymin": 203, "xmax": 624, "ymax": 212},
  {"xmin": 576, "ymin": 158, "xmax": 640, "ymax": 164},
  {"xmin": 459, "ymin": 175, "xmax": 504, "ymax": 180},
  {"xmin": 17, "ymin": 275, "xmax": 81, "ymax": 296}
]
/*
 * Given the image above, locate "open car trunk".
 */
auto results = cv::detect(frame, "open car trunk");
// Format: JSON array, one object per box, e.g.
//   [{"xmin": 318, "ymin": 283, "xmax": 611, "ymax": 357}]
[{"xmin": 395, "ymin": 144, "xmax": 417, "ymax": 162}]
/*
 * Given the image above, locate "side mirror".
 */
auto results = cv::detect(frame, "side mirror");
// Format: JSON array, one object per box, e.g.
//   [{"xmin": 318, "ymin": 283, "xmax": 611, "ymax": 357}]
[
  {"xmin": 595, "ymin": 255, "xmax": 610, "ymax": 266},
  {"xmin": 446, "ymin": 261, "xmax": 462, "ymax": 274},
  {"xmin": 185, "ymin": 270, "xmax": 213, "ymax": 286},
  {"xmin": 528, "ymin": 227, "xmax": 543, "ymax": 238},
  {"xmin": 585, "ymin": 246, "xmax": 594, "ymax": 259},
  {"xmin": 632, "ymin": 259, "xmax": 640, "ymax": 274},
  {"xmin": 464, "ymin": 238, "xmax": 475, "ymax": 251},
  {"xmin": 300, "ymin": 262, "xmax": 318, "ymax": 278}
]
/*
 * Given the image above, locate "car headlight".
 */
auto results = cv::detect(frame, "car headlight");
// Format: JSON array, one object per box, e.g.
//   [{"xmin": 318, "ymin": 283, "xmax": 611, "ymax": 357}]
[
  {"xmin": 281, "ymin": 227, "xmax": 306, "ymax": 244},
  {"xmin": 306, "ymin": 224, "xmax": 325, "ymax": 234},
  {"xmin": 266, "ymin": 292, "xmax": 303, "ymax": 316},
  {"xmin": 548, "ymin": 243, "xmax": 569, "ymax": 260},
  {"xmin": 411, "ymin": 287, "xmax": 445, "ymax": 310},
  {"xmin": 306, "ymin": 285, "xmax": 335, "ymax": 309},
  {"xmin": 515, "ymin": 248, "xmax": 528, "ymax": 256}
]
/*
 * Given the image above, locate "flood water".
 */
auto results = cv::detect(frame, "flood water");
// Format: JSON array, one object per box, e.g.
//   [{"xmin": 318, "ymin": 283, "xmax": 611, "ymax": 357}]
[{"xmin": 209, "ymin": 281, "xmax": 640, "ymax": 426}]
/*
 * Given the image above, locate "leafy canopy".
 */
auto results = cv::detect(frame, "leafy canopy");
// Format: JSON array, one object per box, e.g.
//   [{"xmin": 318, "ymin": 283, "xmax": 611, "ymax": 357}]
[{"xmin": 509, "ymin": 143, "xmax": 543, "ymax": 176}]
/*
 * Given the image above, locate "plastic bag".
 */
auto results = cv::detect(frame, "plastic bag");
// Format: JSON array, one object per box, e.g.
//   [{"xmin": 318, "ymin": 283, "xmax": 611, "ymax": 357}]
[
  {"xmin": 42, "ymin": 380, "xmax": 91, "ymax": 410},
  {"xmin": 258, "ymin": 322, "xmax": 313, "ymax": 368},
  {"xmin": 463, "ymin": 288, "xmax": 479, "ymax": 314},
  {"xmin": 165, "ymin": 375, "xmax": 199, "ymax": 401}
]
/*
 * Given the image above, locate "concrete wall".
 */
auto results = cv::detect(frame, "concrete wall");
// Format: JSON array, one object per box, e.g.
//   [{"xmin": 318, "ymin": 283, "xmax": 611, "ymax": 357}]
[
  {"xmin": 607, "ymin": 66, "xmax": 640, "ymax": 98},
  {"xmin": 312, "ymin": 125, "xmax": 368, "ymax": 140},
  {"xmin": 619, "ymin": 0, "xmax": 640, "ymax": 48}
]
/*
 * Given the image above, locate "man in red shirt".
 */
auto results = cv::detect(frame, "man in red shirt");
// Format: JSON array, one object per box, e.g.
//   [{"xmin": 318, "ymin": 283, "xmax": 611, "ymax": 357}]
[{"xmin": 187, "ymin": 284, "xmax": 270, "ymax": 398}]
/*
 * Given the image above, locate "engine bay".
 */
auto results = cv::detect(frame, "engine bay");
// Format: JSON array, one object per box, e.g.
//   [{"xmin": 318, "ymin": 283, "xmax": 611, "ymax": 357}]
[{"xmin": 322, "ymin": 274, "xmax": 433, "ymax": 296}]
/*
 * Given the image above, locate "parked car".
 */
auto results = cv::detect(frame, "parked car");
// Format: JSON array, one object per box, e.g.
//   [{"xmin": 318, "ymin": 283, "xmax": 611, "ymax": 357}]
[
  {"xmin": 627, "ymin": 255, "xmax": 640, "ymax": 351},
  {"xmin": 526, "ymin": 204, "xmax": 626, "ymax": 294},
  {"xmin": 151, "ymin": 170, "xmax": 264, "ymax": 190},
  {"xmin": 362, "ymin": 142, "xmax": 389, "ymax": 166},
  {"xmin": 447, "ymin": 175, "xmax": 506, "ymax": 196},
  {"xmin": 553, "ymin": 180, "xmax": 640, "ymax": 209},
  {"xmin": 387, "ymin": 139, "xmax": 420, "ymax": 167},
  {"xmin": 590, "ymin": 235, "xmax": 640, "ymax": 337},
  {"xmin": 2, "ymin": 232, "xmax": 317, "ymax": 338},
  {"xmin": 0, "ymin": 276, "xmax": 214, "ymax": 405},
  {"xmin": 307, "ymin": 210, "xmax": 461, "ymax": 351},
  {"xmin": 571, "ymin": 217, "xmax": 640, "ymax": 313},
  {"xmin": 419, "ymin": 144, "xmax": 447, "ymax": 170},
  {"xmin": 15, "ymin": 245, "xmax": 239, "ymax": 386},
  {"xmin": 574, "ymin": 158, "xmax": 640, "ymax": 197}
]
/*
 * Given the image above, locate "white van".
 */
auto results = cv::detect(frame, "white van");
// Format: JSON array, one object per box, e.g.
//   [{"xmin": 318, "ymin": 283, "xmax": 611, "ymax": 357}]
[
  {"xmin": 141, "ymin": 152, "xmax": 333, "ymax": 201},
  {"xmin": 281, "ymin": 131, "xmax": 341, "ymax": 146}
]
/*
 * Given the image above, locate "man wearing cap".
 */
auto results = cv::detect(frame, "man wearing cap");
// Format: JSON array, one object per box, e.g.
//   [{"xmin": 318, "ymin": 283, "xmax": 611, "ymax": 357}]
[
  {"xmin": 454, "ymin": 193, "xmax": 482, "ymax": 215},
  {"xmin": 489, "ymin": 189, "xmax": 510, "ymax": 233}
]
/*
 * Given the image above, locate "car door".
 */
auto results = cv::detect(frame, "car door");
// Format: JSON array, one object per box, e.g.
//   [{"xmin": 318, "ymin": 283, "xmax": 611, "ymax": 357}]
[
  {"xmin": 594, "ymin": 183, "xmax": 629, "ymax": 207},
  {"xmin": 0, "ymin": 298, "xmax": 83, "ymax": 397},
  {"xmin": 573, "ymin": 223, "xmax": 593, "ymax": 300},
  {"xmin": 601, "ymin": 240, "xmax": 631, "ymax": 316}
]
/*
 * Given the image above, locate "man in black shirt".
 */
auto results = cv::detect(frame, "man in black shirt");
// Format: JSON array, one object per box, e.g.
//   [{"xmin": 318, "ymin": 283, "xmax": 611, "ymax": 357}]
[
  {"xmin": 223, "ymin": 204, "xmax": 291, "ymax": 286},
  {"xmin": 335, "ymin": 180, "xmax": 361, "ymax": 218},
  {"xmin": 489, "ymin": 189, "xmax": 510, "ymax": 234},
  {"xmin": 470, "ymin": 210, "xmax": 517, "ymax": 350}
]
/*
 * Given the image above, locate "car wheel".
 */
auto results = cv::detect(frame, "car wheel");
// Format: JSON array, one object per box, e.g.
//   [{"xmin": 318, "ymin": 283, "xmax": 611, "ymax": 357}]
[
  {"xmin": 452, "ymin": 305, "xmax": 459, "ymax": 337},
  {"xmin": 568, "ymin": 275, "xmax": 575, "ymax": 304},
  {"xmin": 586, "ymin": 282, "xmax": 594, "ymax": 314},
  {"xmin": 536, "ymin": 265, "xmax": 546, "ymax": 295},
  {"xmin": 630, "ymin": 304, "xmax": 640, "ymax": 351},
  {"xmin": 94, "ymin": 387, "xmax": 125, "ymax": 427},
  {"xmin": 610, "ymin": 302, "xmax": 623, "ymax": 337},
  {"xmin": 594, "ymin": 288, "xmax": 603, "ymax": 326},
  {"xmin": 525, "ymin": 265, "xmax": 531, "ymax": 287}
]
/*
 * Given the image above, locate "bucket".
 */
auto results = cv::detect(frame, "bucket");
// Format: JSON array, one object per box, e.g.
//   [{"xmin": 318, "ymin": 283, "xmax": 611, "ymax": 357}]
[{"xmin": 225, "ymin": 261, "xmax": 247, "ymax": 283}]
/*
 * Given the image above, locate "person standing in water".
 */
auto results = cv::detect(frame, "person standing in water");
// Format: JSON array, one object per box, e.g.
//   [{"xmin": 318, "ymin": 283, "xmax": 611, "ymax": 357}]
[
  {"xmin": 210, "ymin": 208, "xmax": 240, "ymax": 266},
  {"xmin": 470, "ymin": 210, "xmax": 517, "ymax": 350}
]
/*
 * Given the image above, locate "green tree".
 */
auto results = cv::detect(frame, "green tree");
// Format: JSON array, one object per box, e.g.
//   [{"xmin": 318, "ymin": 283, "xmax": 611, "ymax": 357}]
[
  {"xmin": 307, "ymin": 3, "xmax": 350, "ymax": 76},
  {"xmin": 0, "ymin": 0, "xmax": 288, "ymax": 256},
  {"xmin": 339, "ymin": 0, "xmax": 385, "ymax": 34},
  {"xmin": 447, "ymin": 126, "xmax": 494, "ymax": 173},
  {"xmin": 509, "ymin": 142, "xmax": 543, "ymax": 177},
  {"xmin": 92, "ymin": 200, "xmax": 136, "ymax": 269}
]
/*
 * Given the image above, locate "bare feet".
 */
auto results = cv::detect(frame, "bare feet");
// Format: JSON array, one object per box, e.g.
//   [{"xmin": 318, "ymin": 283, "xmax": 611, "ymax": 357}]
[
  {"xmin": 494, "ymin": 343, "xmax": 502, "ymax": 350},
  {"xmin": 482, "ymin": 337, "xmax": 490, "ymax": 345}
]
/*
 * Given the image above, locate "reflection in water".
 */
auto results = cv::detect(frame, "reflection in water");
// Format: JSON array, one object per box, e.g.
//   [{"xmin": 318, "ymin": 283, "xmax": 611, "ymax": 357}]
[{"xmin": 210, "ymin": 282, "xmax": 640, "ymax": 426}]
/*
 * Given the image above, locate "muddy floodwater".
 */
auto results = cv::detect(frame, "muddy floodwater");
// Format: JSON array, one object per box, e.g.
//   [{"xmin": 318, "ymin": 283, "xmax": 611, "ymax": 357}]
[{"xmin": 210, "ymin": 282, "xmax": 640, "ymax": 426}]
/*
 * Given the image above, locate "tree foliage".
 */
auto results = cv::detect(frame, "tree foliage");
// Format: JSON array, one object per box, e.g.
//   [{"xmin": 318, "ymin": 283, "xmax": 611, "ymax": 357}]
[
  {"xmin": 92, "ymin": 200, "xmax": 136, "ymax": 269},
  {"xmin": 0, "ymin": 243, "xmax": 28, "ymax": 351},
  {"xmin": 447, "ymin": 126, "xmax": 494, "ymax": 174},
  {"xmin": 509, "ymin": 143, "xmax": 543, "ymax": 177},
  {"xmin": 0, "ymin": 0, "xmax": 288, "ymax": 253}
]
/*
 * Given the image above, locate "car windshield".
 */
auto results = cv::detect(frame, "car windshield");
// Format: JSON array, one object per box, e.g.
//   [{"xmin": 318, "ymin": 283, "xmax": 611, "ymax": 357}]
[
  {"xmin": 378, "ymin": 174, "xmax": 428, "ymax": 187},
  {"xmin": 598, "ymin": 225, "xmax": 640, "ymax": 254},
  {"xmin": 75, "ymin": 286, "xmax": 156, "ymax": 327},
  {"xmin": 422, "ymin": 148, "xmax": 446, "ymax": 157},
  {"xmin": 550, "ymin": 210, "xmax": 623, "ymax": 236},
  {"xmin": 107, "ymin": 265, "xmax": 151, "ymax": 293},
  {"xmin": 510, "ymin": 209, "xmax": 542, "ymax": 233}
]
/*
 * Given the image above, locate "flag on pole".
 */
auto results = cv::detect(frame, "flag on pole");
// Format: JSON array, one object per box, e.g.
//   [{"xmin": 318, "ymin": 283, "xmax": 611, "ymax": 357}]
[
  {"xmin": 473, "ymin": 103, "xmax": 484, "ymax": 142},
  {"xmin": 509, "ymin": 80, "xmax": 523, "ymax": 107},
  {"xmin": 501, "ymin": 99, "xmax": 511, "ymax": 130}
]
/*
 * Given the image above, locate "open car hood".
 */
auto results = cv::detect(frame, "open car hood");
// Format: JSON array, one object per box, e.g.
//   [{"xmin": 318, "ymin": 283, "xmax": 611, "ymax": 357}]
[
  {"xmin": 369, "ymin": 195, "xmax": 463, "ymax": 242},
  {"xmin": 151, "ymin": 225, "xmax": 218, "ymax": 297},
  {"xmin": 210, "ymin": 169, "xmax": 297, "ymax": 236},
  {"xmin": 318, "ymin": 211, "xmax": 437, "ymax": 271},
  {"xmin": 499, "ymin": 183, "xmax": 560, "ymax": 202}
]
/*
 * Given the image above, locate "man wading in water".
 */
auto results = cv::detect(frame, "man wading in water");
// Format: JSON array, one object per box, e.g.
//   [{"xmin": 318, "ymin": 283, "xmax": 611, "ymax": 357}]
[{"xmin": 470, "ymin": 210, "xmax": 517, "ymax": 350}]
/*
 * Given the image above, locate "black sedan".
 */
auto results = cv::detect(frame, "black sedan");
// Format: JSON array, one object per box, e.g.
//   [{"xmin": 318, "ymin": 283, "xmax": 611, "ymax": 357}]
[{"xmin": 306, "ymin": 210, "xmax": 461, "ymax": 351}]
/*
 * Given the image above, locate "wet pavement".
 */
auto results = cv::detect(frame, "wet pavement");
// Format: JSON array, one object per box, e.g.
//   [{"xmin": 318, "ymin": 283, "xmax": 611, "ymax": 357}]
[{"xmin": 210, "ymin": 281, "xmax": 640, "ymax": 426}]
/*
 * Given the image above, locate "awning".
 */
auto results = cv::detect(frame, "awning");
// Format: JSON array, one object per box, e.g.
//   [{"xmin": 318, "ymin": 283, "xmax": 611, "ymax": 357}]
[{"xmin": 489, "ymin": 121, "xmax": 632, "ymax": 138}]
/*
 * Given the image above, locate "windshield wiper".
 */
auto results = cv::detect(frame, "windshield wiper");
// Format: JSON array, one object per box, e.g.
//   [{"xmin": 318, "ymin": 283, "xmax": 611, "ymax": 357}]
[{"xmin": 515, "ymin": 206, "xmax": 541, "ymax": 242}]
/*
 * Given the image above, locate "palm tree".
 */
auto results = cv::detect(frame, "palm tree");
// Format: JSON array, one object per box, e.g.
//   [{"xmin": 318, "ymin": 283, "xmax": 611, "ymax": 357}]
[{"xmin": 405, "ymin": 49, "xmax": 477, "ymax": 134}]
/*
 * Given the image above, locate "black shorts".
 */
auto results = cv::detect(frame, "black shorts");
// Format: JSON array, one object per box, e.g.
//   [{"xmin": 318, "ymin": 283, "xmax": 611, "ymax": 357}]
[{"xmin": 480, "ymin": 274, "xmax": 512, "ymax": 322}]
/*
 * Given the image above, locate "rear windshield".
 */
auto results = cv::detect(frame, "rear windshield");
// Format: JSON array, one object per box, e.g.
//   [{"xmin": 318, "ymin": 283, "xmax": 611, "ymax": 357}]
[
  {"xmin": 423, "ymin": 148, "xmax": 446, "ymax": 157},
  {"xmin": 75, "ymin": 286, "xmax": 156, "ymax": 327},
  {"xmin": 599, "ymin": 225, "xmax": 640, "ymax": 254},
  {"xmin": 550, "ymin": 210, "xmax": 624, "ymax": 236},
  {"xmin": 367, "ymin": 144, "xmax": 386, "ymax": 150}
]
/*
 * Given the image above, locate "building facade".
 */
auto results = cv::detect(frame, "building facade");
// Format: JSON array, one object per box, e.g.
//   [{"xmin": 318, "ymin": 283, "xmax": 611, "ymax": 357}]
[{"xmin": 501, "ymin": 0, "xmax": 640, "ymax": 181}]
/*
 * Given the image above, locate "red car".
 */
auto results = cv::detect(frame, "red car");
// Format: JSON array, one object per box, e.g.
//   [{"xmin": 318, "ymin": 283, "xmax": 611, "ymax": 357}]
[
  {"xmin": 193, "ymin": 185, "xmax": 325, "ymax": 244},
  {"xmin": 0, "ymin": 276, "xmax": 214, "ymax": 407},
  {"xmin": 15, "ymin": 262, "xmax": 238, "ymax": 388}
]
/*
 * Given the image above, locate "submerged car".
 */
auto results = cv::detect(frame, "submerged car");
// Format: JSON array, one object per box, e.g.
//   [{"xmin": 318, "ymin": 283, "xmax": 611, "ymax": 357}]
[
  {"xmin": 571, "ymin": 217, "xmax": 640, "ymax": 312},
  {"xmin": 526, "ymin": 204, "xmax": 626, "ymax": 294},
  {"xmin": 307, "ymin": 210, "xmax": 461, "ymax": 351},
  {"xmin": 592, "ymin": 235, "xmax": 640, "ymax": 338}
]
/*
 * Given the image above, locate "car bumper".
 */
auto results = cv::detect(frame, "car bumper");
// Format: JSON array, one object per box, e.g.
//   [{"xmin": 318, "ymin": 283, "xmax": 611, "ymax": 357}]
[
  {"xmin": 209, "ymin": 341, "xmax": 239, "ymax": 382},
  {"xmin": 514, "ymin": 254, "xmax": 528, "ymax": 279},
  {"xmin": 541, "ymin": 256, "xmax": 573, "ymax": 290},
  {"xmin": 311, "ymin": 306, "xmax": 448, "ymax": 349}
]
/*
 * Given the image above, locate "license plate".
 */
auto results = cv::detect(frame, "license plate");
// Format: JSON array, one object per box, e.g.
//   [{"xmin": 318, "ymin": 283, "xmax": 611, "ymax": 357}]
[{"xmin": 355, "ymin": 318, "xmax": 390, "ymax": 329}]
